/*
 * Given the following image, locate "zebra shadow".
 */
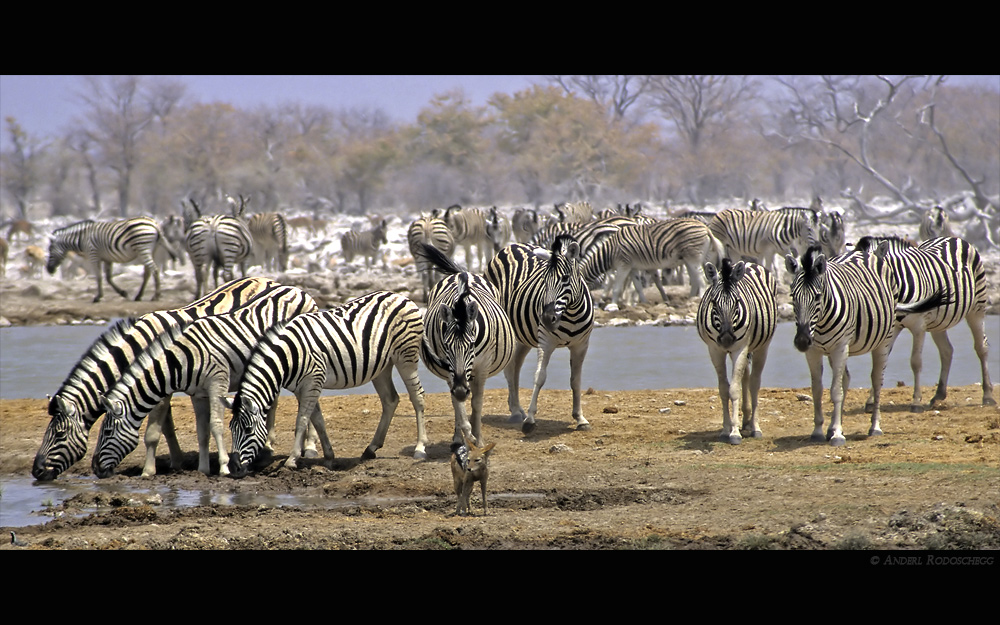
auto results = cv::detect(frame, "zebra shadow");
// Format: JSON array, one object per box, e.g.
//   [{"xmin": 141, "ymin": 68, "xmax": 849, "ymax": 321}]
[{"xmin": 481, "ymin": 413, "xmax": 581, "ymax": 444}]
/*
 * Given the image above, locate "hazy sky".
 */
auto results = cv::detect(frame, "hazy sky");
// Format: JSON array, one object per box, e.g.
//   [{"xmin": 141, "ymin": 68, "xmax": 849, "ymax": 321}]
[{"xmin": 0, "ymin": 74, "xmax": 543, "ymax": 144}]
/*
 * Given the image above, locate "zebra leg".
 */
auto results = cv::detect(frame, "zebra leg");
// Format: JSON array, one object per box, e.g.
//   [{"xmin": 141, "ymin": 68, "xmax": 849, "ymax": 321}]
[
  {"xmin": 907, "ymin": 327, "xmax": 928, "ymax": 412},
  {"xmin": 286, "ymin": 392, "xmax": 334, "ymax": 469},
  {"xmin": 162, "ymin": 400, "xmax": 185, "ymax": 471},
  {"xmin": 727, "ymin": 347, "xmax": 752, "ymax": 443},
  {"xmin": 395, "ymin": 358, "xmax": 429, "ymax": 459},
  {"xmin": 209, "ymin": 389, "xmax": 231, "ymax": 476},
  {"xmin": 867, "ymin": 345, "xmax": 890, "ymax": 437},
  {"xmin": 708, "ymin": 347, "xmax": 739, "ymax": 444},
  {"xmin": 103, "ymin": 262, "xmax": 129, "ymax": 299},
  {"xmin": 652, "ymin": 270, "xmax": 670, "ymax": 303},
  {"xmin": 470, "ymin": 374, "xmax": 488, "ymax": 445},
  {"xmin": 826, "ymin": 346, "xmax": 850, "ymax": 446},
  {"xmin": 362, "ymin": 368, "xmax": 400, "ymax": 460},
  {"xmin": 929, "ymin": 330, "xmax": 955, "ymax": 406},
  {"xmin": 965, "ymin": 312, "xmax": 995, "ymax": 405},
  {"xmin": 141, "ymin": 399, "xmax": 172, "ymax": 476},
  {"xmin": 133, "ymin": 262, "xmax": 151, "ymax": 301},
  {"xmin": 521, "ymin": 343, "xmax": 556, "ymax": 435},
  {"xmin": 569, "ymin": 338, "xmax": 591, "ymax": 431},
  {"xmin": 504, "ymin": 342, "xmax": 532, "ymax": 424},
  {"xmin": 191, "ymin": 395, "xmax": 213, "ymax": 475},
  {"xmin": 805, "ymin": 349, "xmax": 827, "ymax": 443},
  {"xmin": 451, "ymin": 393, "xmax": 474, "ymax": 444},
  {"xmin": 745, "ymin": 347, "xmax": 768, "ymax": 439}
]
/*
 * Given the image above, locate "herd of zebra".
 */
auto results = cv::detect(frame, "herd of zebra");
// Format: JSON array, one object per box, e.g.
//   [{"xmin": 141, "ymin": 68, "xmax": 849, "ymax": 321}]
[{"xmin": 25, "ymin": 198, "xmax": 996, "ymax": 508}]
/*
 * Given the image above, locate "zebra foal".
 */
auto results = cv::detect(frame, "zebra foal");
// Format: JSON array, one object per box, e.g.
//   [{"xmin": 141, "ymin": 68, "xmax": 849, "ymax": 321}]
[
  {"xmin": 485, "ymin": 235, "xmax": 595, "ymax": 434},
  {"xmin": 45, "ymin": 217, "xmax": 177, "ymax": 302},
  {"xmin": 31, "ymin": 277, "xmax": 285, "ymax": 480},
  {"xmin": 696, "ymin": 259, "xmax": 777, "ymax": 444},
  {"xmin": 417, "ymin": 244, "xmax": 515, "ymax": 446},
  {"xmin": 228, "ymin": 290, "xmax": 429, "ymax": 476},
  {"xmin": 92, "ymin": 284, "xmax": 318, "ymax": 478}
]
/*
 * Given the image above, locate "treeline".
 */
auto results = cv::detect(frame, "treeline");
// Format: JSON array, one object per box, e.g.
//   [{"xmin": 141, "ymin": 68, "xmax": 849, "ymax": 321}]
[{"xmin": 2, "ymin": 75, "xmax": 997, "ymax": 221}]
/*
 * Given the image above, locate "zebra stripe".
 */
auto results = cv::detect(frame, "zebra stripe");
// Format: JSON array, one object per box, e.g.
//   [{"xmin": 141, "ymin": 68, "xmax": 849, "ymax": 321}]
[
  {"xmin": 697, "ymin": 259, "xmax": 777, "ymax": 444},
  {"xmin": 45, "ymin": 217, "xmax": 174, "ymax": 302},
  {"xmin": 444, "ymin": 205, "xmax": 491, "ymax": 271},
  {"xmin": 407, "ymin": 213, "xmax": 456, "ymax": 302},
  {"xmin": 551, "ymin": 201, "xmax": 594, "ymax": 225},
  {"xmin": 709, "ymin": 207, "xmax": 819, "ymax": 277},
  {"xmin": 915, "ymin": 236, "xmax": 993, "ymax": 406},
  {"xmin": 417, "ymin": 243, "xmax": 515, "ymax": 446},
  {"xmin": 31, "ymin": 277, "xmax": 286, "ymax": 481},
  {"xmin": 228, "ymin": 291, "xmax": 428, "ymax": 475},
  {"xmin": 919, "ymin": 206, "xmax": 955, "ymax": 241},
  {"xmin": 785, "ymin": 244, "xmax": 906, "ymax": 446},
  {"xmin": 246, "ymin": 212, "xmax": 289, "ymax": 271},
  {"xmin": 484, "ymin": 206, "xmax": 512, "ymax": 253},
  {"xmin": 92, "ymin": 284, "xmax": 318, "ymax": 478},
  {"xmin": 185, "ymin": 208, "xmax": 254, "ymax": 299},
  {"xmin": 484, "ymin": 235, "xmax": 594, "ymax": 434},
  {"xmin": 588, "ymin": 217, "xmax": 724, "ymax": 303},
  {"xmin": 511, "ymin": 208, "xmax": 540, "ymax": 244},
  {"xmin": 340, "ymin": 218, "xmax": 389, "ymax": 267}
]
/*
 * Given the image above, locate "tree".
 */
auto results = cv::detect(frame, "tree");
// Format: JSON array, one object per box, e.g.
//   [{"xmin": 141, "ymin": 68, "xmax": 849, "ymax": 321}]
[
  {"xmin": 73, "ymin": 75, "xmax": 184, "ymax": 217},
  {"xmin": 646, "ymin": 75, "xmax": 761, "ymax": 154},
  {"xmin": 548, "ymin": 75, "xmax": 652, "ymax": 125},
  {"xmin": 1, "ymin": 117, "xmax": 47, "ymax": 219}
]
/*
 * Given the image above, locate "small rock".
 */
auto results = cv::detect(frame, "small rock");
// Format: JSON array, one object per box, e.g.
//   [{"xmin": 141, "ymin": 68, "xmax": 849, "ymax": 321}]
[
  {"xmin": 658, "ymin": 407, "xmax": 671, "ymax": 414},
  {"xmin": 673, "ymin": 400, "xmax": 686, "ymax": 406},
  {"xmin": 548, "ymin": 443, "xmax": 573, "ymax": 454},
  {"xmin": 796, "ymin": 393, "xmax": 812, "ymax": 402},
  {"xmin": 602, "ymin": 406, "xmax": 619, "ymax": 414}
]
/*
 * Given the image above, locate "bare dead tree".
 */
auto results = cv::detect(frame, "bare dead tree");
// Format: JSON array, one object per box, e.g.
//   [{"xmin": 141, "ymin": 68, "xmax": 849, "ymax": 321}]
[
  {"xmin": 646, "ymin": 75, "xmax": 760, "ymax": 153},
  {"xmin": 548, "ymin": 75, "xmax": 652, "ymax": 124},
  {"xmin": 1, "ymin": 117, "xmax": 48, "ymax": 219}
]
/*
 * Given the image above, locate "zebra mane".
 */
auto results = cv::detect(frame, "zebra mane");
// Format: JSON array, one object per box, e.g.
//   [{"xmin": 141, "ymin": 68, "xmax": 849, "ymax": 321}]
[
  {"xmin": 124, "ymin": 321, "xmax": 189, "ymax": 385},
  {"xmin": 800, "ymin": 245, "xmax": 825, "ymax": 281},
  {"xmin": 548, "ymin": 234, "xmax": 579, "ymax": 267},
  {"xmin": 452, "ymin": 273, "xmax": 476, "ymax": 336},
  {"xmin": 717, "ymin": 258, "xmax": 744, "ymax": 291},
  {"xmin": 52, "ymin": 219, "xmax": 95, "ymax": 234},
  {"xmin": 53, "ymin": 316, "xmax": 139, "ymax": 400},
  {"xmin": 854, "ymin": 234, "xmax": 915, "ymax": 252}
]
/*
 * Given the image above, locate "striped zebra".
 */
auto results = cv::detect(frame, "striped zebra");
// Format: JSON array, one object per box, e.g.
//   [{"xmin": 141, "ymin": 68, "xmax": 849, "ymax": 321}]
[
  {"xmin": 709, "ymin": 207, "xmax": 819, "ymax": 280},
  {"xmin": 860, "ymin": 235, "xmax": 994, "ymax": 408},
  {"xmin": 444, "ymin": 205, "xmax": 492, "ymax": 271},
  {"xmin": 92, "ymin": 283, "xmax": 318, "ymax": 478},
  {"xmin": 407, "ymin": 212, "xmax": 456, "ymax": 302},
  {"xmin": 228, "ymin": 290, "xmax": 429, "ymax": 476},
  {"xmin": 511, "ymin": 208, "xmax": 540, "ymax": 244},
  {"xmin": 184, "ymin": 199, "xmax": 254, "ymax": 298},
  {"xmin": 246, "ymin": 212, "xmax": 289, "ymax": 272},
  {"xmin": 416, "ymin": 243, "xmax": 515, "ymax": 446},
  {"xmin": 552, "ymin": 201, "xmax": 594, "ymax": 225},
  {"xmin": 31, "ymin": 277, "xmax": 285, "ymax": 481},
  {"xmin": 154, "ymin": 215, "xmax": 187, "ymax": 270},
  {"xmin": 340, "ymin": 218, "xmax": 389, "ymax": 268},
  {"xmin": 485, "ymin": 235, "xmax": 594, "ymax": 434},
  {"xmin": 785, "ymin": 244, "xmax": 949, "ymax": 446},
  {"xmin": 696, "ymin": 259, "xmax": 777, "ymax": 444},
  {"xmin": 587, "ymin": 217, "xmax": 725, "ymax": 303},
  {"xmin": 484, "ymin": 206, "xmax": 512, "ymax": 253},
  {"xmin": 919, "ymin": 206, "xmax": 955, "ymax": 241},
  {"xmin": 45, "ymin": 217, "xmax": 177, "ymax": 302}
]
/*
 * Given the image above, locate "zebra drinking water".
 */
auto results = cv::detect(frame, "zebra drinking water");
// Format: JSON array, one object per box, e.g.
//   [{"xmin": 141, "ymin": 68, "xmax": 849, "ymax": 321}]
[
  {"xmin": 696, "ymin": 259, "xmax": 777, "ymax": 444},
  {"xmin": 228, "ymin": 291, "xmax": 428, "ymax": 476},
  {"xmin": 485, "ymin": 235, "xmax": 594, "ymax": 435},
  {"xmin": 31, "ymin": 277, "xmax": 286, "ymax": 481},
  {"xmin": 92, "ymin": 284, "xmax": 318, "ymax": 478},
  {"xmin": 45, "ymin": 217, "xmax": 177, "ymax": 302},
  {"xmin": 417, "ymin": 244, "xmax": 515, "ymax": 446}
]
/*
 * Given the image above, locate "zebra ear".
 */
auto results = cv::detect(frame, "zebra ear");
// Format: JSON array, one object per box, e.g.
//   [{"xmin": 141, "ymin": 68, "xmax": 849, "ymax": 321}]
[
  {"xmin": 784, "ymin": 253, "xmax": 799, "ymax": 274},
  {"xmin": 730, "ymin": 261, "xmax": 747, "ymax": 283},
  {"xmin": 704, "ymin": 262, "xmax": 719, "ymax": 285},
  {"xmin": 221, "ymin": 396, "xmax": 234, "ymax": 410}
]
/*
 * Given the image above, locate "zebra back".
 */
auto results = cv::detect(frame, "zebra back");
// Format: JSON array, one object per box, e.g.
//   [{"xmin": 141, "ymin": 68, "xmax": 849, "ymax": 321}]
[
  {"xmin": 341, "ymin": 218, "xmax": 389, "ymax": 266},
  {"xmin": 32, "ymin": 277, "xmax": 287, "ymax": 480},
  {"xmin": 485, "ymin": 235, "xmax": 594, "ymax": 348},
  {"xmin": 918, "ymin": 236, "xmax": 986, "ymax": 318},
  {"xmin": 552, "ymin": 201, "xmax": 594, "ymax": 225},
  {"xmin": 709, "ymin": 207, "xmax": 818, "ymax": 265},
  {"xmin": 697, "ymin": 259, "xmax": 777, "ymax": 353},
  {"xmin": 247, "ymin": 212, "xmax": 289, "ymax": 271}
]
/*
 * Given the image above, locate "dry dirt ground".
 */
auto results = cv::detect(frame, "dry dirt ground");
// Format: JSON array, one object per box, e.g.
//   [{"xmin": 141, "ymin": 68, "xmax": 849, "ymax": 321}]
[{"xmin": 1, "ymin": 268, "xmax": 999, "ymax": 551}]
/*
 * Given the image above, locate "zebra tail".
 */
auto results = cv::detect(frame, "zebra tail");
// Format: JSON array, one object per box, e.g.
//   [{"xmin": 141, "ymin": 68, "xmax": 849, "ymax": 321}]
[
  {"xmin": 417, "ymin": 242, "xmax": 466, "ymax": 275},
  {"xmin": 895, "ymin": 287, "xmax": 953, "ymax": 321}
]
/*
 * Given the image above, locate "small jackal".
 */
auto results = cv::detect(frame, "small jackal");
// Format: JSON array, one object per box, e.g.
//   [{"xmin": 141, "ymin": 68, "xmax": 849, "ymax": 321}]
[{"xmin": 450, "ymin": 435, "xmax": 495, "ymax": 516}]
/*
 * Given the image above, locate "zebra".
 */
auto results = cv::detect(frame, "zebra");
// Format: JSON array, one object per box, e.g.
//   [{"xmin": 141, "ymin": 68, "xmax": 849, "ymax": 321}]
[
  {"xmin": 485, "ymin": 234, "xmax": 594, "ymax": 434},
  {"xmin": 444, "ymin": 205, "xmax": 492, "ymax": 271},
  {"xmin": 785, "ymin": 243, "xmax": 950, "ymax": 446},
  {"xmin": 551, "ymin": 201, "xmax": 594, "ymax": 225},
  {"xmin": 484, "ymin": 206, "xmax": 512, "ymax": 253},
  {"xmin": 31, "ymin": 277, "xmax": 285, "ymax": 481},
  {"xmin": 246, "ymin": 211, "xmax": 289, "ymax": 272},
  {"xmin": 228, "ymin": 290, "xmax": 429, "ymax": 476},
  {"xmin": 511, "ymin": 208, "xmax": 540, "ymax": 244},
  {"xmin": 407, "ymin": 212, "xmax": 456, "ymax": 302},
  {"xmin": 696, "ymin": 259, "xmax": 777, "ymax": 444},
  {"xmin": 709, "ymin": 207, "xmax": 820, "ymax": 281},
  {"xmin": 154, "ymin": 214, "xmax": 187, "ymax": 270},
  {"xmin": 860, "ymin": 235, "xmax": 994, "ymax": 408},
  {"xmin": 416, "ymin": 243, "xmax": 515, "ymax": 446},
  {"xmin": 919, "ymin": 206, "xmax": 955, "ymax": 241},
  {"xmin": 340, "ymin": 218, "xmax": 389, "ymax": 268},
  {"xmin": 587, "ymin": 217, "xmax": 725, "ymax": 303},
  {"xmin": 92, "ymin": 283, "xmax": 318, "ymax": 478},
  {"xmin": 45, "ymin": 217, "xmax": 178, "ymax": 302},
  {"xmin": 184, "ymin": 199, "xmax": 254, "ymax": 299}
]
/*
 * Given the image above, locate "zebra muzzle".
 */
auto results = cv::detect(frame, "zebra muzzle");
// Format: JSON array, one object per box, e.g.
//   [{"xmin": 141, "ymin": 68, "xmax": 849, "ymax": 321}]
[{"xmin": 793, "ymin": 324, "xmax": 813, "ymax": 352}]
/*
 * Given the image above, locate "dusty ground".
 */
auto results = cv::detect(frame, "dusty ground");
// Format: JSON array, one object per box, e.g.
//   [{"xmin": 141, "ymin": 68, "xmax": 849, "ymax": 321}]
[{"xmin": 2, "ymin": 265, "xmax": 999, "ymax": 551}]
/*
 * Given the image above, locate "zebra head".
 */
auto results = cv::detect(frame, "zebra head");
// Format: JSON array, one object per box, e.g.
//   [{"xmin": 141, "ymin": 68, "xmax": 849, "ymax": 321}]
[
  {"xmin": 424, "ymin": 274, "xmax": 481, "ymax": 402},
  {"xmin": 32, "ymin": 395, "xmax": 89, "ymax": 481},
  {"xmin": 92, "ymin": 393, "xmax": 142, "ymax": 478},
  {"xmin": 228, "ymin": 393, "xmax": 269, "ymax": 478},
  {"xmin": 785, "ymin": 246, "xmax": 827, "ymax": 353},
  {"xmin": 703, "ymin": 259, "xmax": 747, "ymax": 349},
  {"xmin": 534, "ymin": 234, "xmax": 584, "ymax": 333}
]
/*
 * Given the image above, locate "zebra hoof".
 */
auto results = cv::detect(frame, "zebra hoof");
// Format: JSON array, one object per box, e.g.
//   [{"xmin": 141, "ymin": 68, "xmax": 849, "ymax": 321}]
[
  {"xmin": 868, "ymin": 428, "xmax": 883, "ymax": 437},
  {"xmin": 910, "ymin": 404, "xmax": 925, "ymax": 414},
  {"xmin": 303, "ymin": 449, "xmax": 320, "ymax": 459},
  {"xmin": 829, "ymin": 436, "xmax": 847, "ymax": 447},
  {"xmin": 720, "ymin": 433, "xmax": 742, "ymax": 445},
  {"xmin": 984, "ymin": 396, "xmax": 997, "ymax": 407},
  {"xmin": 361, "ymin": 448, "xmax": 377, "ymax": 461},
  {"xmin": 810, "ymin": 433, "xmax": 827, "ymax": 443},
  {"xmin": 521, "ymin": 421, "xmax": 537, "ymax": 435},
  {"xmin": 413, "ymin": 450, "xmax": 428, "ymax": 461},
  {"xmin": 576, "ymin": 422, "xmax": 591, "ymax": 431},
  {"xmin": 507, "ymin": 413, "xmax": 525, "ymax": 424}
]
